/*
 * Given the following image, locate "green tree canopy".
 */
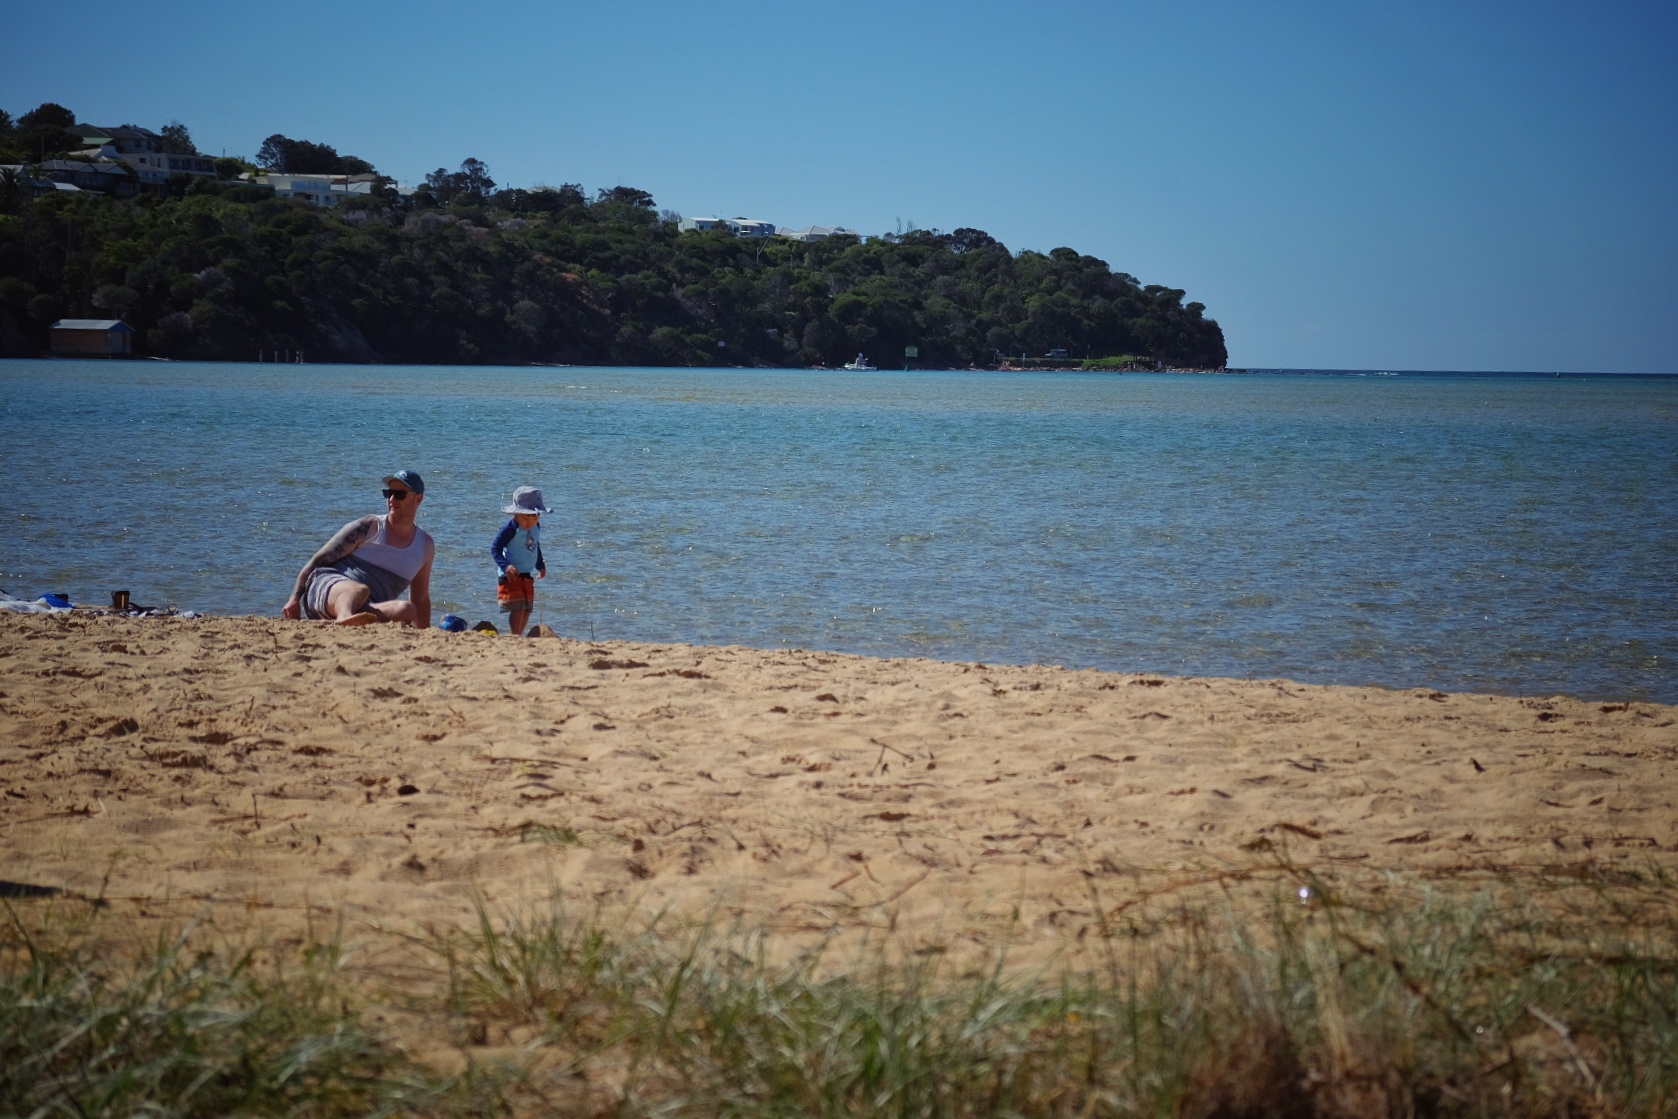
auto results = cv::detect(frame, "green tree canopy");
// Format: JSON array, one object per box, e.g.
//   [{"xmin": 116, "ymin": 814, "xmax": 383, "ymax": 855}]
[
  {"xmin": 256, "ymin": 134, "xmax": 371, "ymax": 175},
  {"xmin": 425, "ymin": 158, "xmax": 496, "ymax": 204},
  {"xmin": 158, "ymin": 120, "xmax": 196, "ymax": 154},
  {"xmin": 0, "ymin": 163, "xmax": 1226, "ymax": 370},
  {"xmin": 17, "ymin": 102, "xmax": 75, "ymax": 130},
  {"xmin": 11, "ymin": 102, "xmax": 82, "ymax": 162}
]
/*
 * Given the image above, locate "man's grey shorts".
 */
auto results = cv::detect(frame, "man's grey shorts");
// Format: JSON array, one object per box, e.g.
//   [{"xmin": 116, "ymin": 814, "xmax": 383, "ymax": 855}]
[{"xmin": 302, "ymin": 571, "xmax": 356, "ymax": 619}]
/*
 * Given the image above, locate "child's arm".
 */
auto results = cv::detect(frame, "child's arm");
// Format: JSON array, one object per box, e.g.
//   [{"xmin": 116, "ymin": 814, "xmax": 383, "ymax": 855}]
[
  {"xmin": 490, "ymin": 520, "xmax": 516, "ymax": 574},
  {"xmin": 536, "ymin": 539, "xmax": 546, "ymax": 577}
]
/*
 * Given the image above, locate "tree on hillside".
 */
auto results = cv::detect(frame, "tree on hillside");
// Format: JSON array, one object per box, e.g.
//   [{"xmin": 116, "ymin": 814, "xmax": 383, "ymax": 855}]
[
  {"xmin": 256, "ymin": 133, "xmax": 367, "ymax": 174},
  {"xmin": 0, "ymin": 177, "xmax": 1226, "ymax": 368},
  {"xmin": 425, "ymin": 158, "xmax": 496, "ymax": 204},
  {"xmin": 0, "ymin": 166, "xmax": 23, "ymax": 213},
  {"xmin": 13, "ymin": 102, "xmax": 81, "ymax": 161},
  {"xmin": 596, "ymin": 186, "xmax": 655, "ymax": 209},
  {"xmin": 457, "ymin": 157, "xmax": 494, "ymax": 201},
  {"xmin": 950, "ymin": 227, "xmax": 1003, "ymax": 253},
  {"xmin": 214, "ymin": 156, "xmax": 255, "ymax": 180},
  {"xmin": 159, "ymin": 120, "xmax": 197, "ymax": 154},
  {"xmin": 18, "ymin": 103, "xmax": 74, "ymax": 131},
  {"xmin": 487, "ymin": 182, "xmax": 588, "ymax": 215}
]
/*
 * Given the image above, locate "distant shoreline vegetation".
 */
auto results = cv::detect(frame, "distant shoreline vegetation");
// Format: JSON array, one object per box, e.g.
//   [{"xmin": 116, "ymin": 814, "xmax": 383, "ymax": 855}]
[{"xmin": 0, "ymin": 106, "xmax": 1227, "ymax": 369}]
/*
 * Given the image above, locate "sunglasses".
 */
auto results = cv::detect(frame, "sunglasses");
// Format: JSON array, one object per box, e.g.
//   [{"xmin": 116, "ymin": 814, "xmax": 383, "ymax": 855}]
[{"xmin": 382, "ymin": 488, "xmax": 413, "ymax": 500}]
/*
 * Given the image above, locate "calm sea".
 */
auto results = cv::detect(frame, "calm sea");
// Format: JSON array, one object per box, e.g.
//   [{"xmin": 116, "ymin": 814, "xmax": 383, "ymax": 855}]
[{"xmin": 2, "ymin": 361, "xmax": 1674, "ymax": 702}]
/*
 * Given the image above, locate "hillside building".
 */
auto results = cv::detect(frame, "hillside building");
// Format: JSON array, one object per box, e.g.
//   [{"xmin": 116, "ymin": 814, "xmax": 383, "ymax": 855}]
[
  {"xmin": 70, "ymin": 125, "xmax": 216, "ymax": 187},
  {"xmin": 0, "ymin": 165, "xmax": 85, "ymax": 199},
  {"xmin": 679, "ymin": 216, "xmax": 777, "ymax": 238},
  {"xmin": 32, "ymin": 160, "xmax": 142, "ymax": 197},
  {"xmin": 241, "ymin": 173, "xmax": 376, "ymax": 207},
  {"xmin": 49, "ymin": 319, "xmax": 134, "ymax": 357},
  {"xmin": 777, "ymin": 225, "xmax": 857, "ymax": 242}
]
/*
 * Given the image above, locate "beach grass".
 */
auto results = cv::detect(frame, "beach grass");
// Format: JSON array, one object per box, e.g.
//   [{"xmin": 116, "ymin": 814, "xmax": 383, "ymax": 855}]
[
  {"xmin": 5, "ymin": 867, "xmax": 1676, "ymax": 1118},
  {"xmin": 0, "ymin": 904, "xmax": 436, "ymax": 1118}
]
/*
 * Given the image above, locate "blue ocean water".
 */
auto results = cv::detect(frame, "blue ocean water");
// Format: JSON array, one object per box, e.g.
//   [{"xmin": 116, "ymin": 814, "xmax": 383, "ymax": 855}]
[{"xmin": 2, "ymin": 361, "xmax": 1674, "ymax": 702}]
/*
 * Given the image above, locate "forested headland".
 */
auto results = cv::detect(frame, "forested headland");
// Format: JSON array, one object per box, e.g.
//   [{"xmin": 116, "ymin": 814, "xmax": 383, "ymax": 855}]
[{"xmin": 0, "ymin": 106, "xmax": 1227, "ymax": 369}]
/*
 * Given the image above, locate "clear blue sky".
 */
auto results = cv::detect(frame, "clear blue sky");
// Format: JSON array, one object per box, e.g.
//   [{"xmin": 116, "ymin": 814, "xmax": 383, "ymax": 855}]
[{"xmin": 5, "ymin": 0, "xmax": 1675, "ymax": 372}]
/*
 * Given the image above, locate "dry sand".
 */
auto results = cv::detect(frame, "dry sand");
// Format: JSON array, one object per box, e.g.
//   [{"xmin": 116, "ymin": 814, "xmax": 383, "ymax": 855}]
[{"xmin": 3, "ymin": 614, "xmax": 1674, "ymax": 954}]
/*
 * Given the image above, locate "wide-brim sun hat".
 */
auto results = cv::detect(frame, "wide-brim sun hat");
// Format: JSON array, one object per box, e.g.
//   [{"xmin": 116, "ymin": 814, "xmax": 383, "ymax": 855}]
[{"xmin": 503, "ymin": 486, "xmax": 552, "ymax": 514}]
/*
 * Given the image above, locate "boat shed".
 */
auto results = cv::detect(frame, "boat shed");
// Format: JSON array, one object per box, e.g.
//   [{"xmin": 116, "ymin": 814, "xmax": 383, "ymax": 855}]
[{"xmin": 49, "ymin": 319, "xmax": 135, "ymax": 357}]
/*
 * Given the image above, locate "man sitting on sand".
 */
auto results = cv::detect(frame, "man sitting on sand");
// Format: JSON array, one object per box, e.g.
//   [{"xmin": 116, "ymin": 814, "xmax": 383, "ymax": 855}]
[{"xmin": 281, "ymin": 470, "xmax": 435, "ymax": 628}]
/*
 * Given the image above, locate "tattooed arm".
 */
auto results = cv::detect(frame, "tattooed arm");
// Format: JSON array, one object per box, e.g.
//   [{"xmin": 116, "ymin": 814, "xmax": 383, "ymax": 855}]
[{"xmin": 281, "ymin": 516, "xmax": 380, "ymax": 619}]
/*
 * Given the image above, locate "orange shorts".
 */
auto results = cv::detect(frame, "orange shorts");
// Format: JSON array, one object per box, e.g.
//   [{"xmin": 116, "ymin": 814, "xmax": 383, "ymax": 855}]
[{"xmin": 497, "ymin": 570, "xmax": 535, "ymax": 612}]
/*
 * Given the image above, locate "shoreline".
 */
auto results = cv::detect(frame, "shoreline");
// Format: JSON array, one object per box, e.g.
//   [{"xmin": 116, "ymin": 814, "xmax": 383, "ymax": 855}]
[
  {"xmin": 3, "ymin": 613, "xmax": 1673, "ymax": 955},
  {"xmin": 9, "ymin": 355, "xmax": 1678, "ymax": 376}
]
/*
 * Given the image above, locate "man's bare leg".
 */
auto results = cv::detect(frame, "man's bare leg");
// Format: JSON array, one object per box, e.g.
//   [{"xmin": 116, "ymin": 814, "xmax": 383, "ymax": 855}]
[
  {"xmin": 365, "ymin": 600, "xmax": 418, "ymax": 625},
  {"xmin": 325, "ymin": 581, "xmax": 379, "ymax": 625},
  {"xmin": 324, "ymin": 582, "xmax": 418, "ymax": 626}
]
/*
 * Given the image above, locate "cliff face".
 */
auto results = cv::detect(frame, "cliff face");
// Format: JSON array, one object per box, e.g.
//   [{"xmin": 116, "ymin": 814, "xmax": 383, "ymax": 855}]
[{"xmin": 0, "ymin": 190, "xmax": 1227, "ymax": 369}]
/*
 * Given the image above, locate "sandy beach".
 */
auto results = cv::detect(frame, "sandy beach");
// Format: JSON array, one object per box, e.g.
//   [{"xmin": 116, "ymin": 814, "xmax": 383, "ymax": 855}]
[{"xmin": 3, "ymin": 613, "xmax": 1674, "ymax": 952}]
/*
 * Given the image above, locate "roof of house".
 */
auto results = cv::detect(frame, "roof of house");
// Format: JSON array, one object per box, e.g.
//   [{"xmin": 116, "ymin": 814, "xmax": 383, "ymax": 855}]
[
  {"xmin": 73, "ymin": 124, "xmax": 159, "ymax": 143},
  {"xmin": 37, "ymin": 159, "xmax": 135, "ymax": 176},
  {"xmin": 778, "ymin": 225, "xmax": 858, "ymax": 238},
  {"xmin": 50, "ymin": 319, "xmax": 134, "ymax": 332},
  {"xmin": 0, "ymin": 167, "xmax": 85, "ymax": 191}
]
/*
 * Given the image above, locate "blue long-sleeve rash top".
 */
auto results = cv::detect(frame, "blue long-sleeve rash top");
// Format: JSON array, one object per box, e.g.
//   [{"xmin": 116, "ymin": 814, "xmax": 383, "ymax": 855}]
[{"xmin": 491, "ymin": 519, "xmax": 546, "ymax": 576}]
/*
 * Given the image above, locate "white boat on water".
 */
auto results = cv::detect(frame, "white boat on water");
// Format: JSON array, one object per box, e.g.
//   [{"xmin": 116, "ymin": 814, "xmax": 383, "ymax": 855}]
[{"xmin": 842, "ymin": 353, "xmax": 876, "ymax": 371}]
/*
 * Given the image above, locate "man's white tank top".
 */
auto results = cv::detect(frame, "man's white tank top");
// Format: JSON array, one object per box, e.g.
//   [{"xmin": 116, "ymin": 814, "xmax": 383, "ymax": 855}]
[{"xmin": 353, "ymin": 516, "xmax": 432, "ymax": 582}]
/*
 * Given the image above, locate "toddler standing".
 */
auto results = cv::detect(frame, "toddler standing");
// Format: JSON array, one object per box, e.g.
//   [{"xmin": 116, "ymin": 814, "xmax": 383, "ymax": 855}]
[{"xmin": 492, "ymin": 486, "xmax": 551, "ymax": 636}]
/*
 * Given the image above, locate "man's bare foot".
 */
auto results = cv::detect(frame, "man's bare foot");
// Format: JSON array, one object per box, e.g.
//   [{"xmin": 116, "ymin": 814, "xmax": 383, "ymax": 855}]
[{"xmin": 335, "ymin": 611, "xmax": 380, "ymax": 626}]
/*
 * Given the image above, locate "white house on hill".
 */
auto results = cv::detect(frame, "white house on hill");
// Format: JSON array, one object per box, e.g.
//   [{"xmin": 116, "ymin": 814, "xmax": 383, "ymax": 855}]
[
  {"xmin": 242, "ymin": 173, "xmax": 376, "ymax": 208},
  {"xmin": 70, "ymin": 125, "xmax": 216, "ymax": 187},
  {"xmin": 679, "ymin": 216, "xmax": 777, "ymax": 238},
  {"xmin": 778, "ymin": 225, "xmax": 857, "ymax": 242}
]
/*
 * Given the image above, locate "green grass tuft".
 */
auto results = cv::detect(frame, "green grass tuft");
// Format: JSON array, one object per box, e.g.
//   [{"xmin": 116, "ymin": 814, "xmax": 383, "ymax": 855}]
[
  {"xmin": 0, "ymin": 905, "xmax": 430, "ymax": 1118},
  {"xmin": 7, "ymin": 869, "xmax": 1676, "ymax": 1117},
  {"xmin": 518, "ymin": 823, "xmax": 584, "ymax": 850}
]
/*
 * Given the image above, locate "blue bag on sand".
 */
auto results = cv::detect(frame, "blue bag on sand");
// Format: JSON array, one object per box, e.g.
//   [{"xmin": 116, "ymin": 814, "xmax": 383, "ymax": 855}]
[
  {"xmin": 41, "ymin": 593, "xmax": 72, "ymax": 609},
  {"xmin": 439, "ymin": 614, "xmax": 467, "ymax": 632}
]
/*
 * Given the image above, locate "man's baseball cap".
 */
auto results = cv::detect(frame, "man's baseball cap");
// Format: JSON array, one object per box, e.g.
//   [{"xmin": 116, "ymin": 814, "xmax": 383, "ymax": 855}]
[{"xmin": 382, "ymin": 469, "xmax": 425, "ymax": 495}]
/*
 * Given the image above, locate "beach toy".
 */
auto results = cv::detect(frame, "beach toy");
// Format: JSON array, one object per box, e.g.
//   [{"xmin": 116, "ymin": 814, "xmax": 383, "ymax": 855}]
[
  {"xmin": 439, "ymin": 614, "xmax": 467, "ymax": 632},
  {"xmin": 471, "ymin": 620, "xmax": 499, "ymax": 634}
]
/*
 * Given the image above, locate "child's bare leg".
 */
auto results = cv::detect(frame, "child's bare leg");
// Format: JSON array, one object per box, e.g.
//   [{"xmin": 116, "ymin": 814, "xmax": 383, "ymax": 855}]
[{"xmin": 509, "ymin": 607, "xmax": 530, "ymax": 635}]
